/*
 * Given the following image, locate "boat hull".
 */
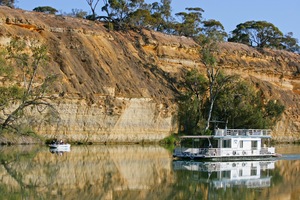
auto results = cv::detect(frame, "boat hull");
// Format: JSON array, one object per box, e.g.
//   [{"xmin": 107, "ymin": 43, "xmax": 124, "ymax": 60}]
[{"xmin": 49, "ymin": 144, "xmax": 71, "ymax": 150}]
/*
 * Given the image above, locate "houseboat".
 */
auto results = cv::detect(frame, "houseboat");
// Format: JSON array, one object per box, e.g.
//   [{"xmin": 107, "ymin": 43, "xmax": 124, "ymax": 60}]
[{"xmin": 173, "ymin": 129, "xmax": 281, "ymax": 161}]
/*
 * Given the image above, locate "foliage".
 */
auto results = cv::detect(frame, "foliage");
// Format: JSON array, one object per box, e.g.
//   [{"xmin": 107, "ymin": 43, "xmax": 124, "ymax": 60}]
[
  {"xmin": 174, "ymin": 7, "xmax": 204, "ymax": 37},
  {"xmin": 178, "ymin": 69, "xmax": 285, "ymax": 134},
  {"xmin": 177, "ymin": 69, "xmax": 208, "ymax": 135},
  {"xmin": 160, "ymin": 134, "xmax": 179, "ymax": 152},
  {"xmin": 281, "ymin": 32, "xmax": 300, "ymax": 53},
  {"xmin": 86, "ymin": 0, "xmax": 100, "ymax": 20},
  {"xmin": 228, "ymin": 20, "xmax": 299, "ymax": 52},
  {"xmin": 0, "ymin": 38, "xmax": 59, "ymax": 134},
  {"xmin": 33, "ymin": 6, "xmax": 58, "ymax": 14},
  {"xmin": 213, "ymin": 80, "xmax": 285, "ymax": 129},
  {"xmin": 0, "ymin": 0, "xmax": 14, "ymax": 8},
  {"xmin": 195, "ymin": 34, "xmax": 238, "ymax": 131},
  {"xmin": 202, "ymin": 19, "xmax": 227, "ymax": 41},
  {"xmin": 77, "ymin": 1, "xmax": 300, "ymax": 51},
  {"xmin": 228, "ymin": 21, "xmax": 283, "ymax": 48},
  {"xmin": 161, "ymin": 134, "xmax": 178, "ymax": 145},
  {"xmin": 69, "ymin": 9, "xmax": 88, "ymax": 18},
  {"xmin": 127, "ymin": 9, "xmax": 155, "ymax": 27}
]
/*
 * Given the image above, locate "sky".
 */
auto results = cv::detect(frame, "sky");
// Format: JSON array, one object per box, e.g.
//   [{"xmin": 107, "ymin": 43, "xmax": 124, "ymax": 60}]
[{"xmin": 16, "ymin": 0, "xmax": 300, "ymax": 41}]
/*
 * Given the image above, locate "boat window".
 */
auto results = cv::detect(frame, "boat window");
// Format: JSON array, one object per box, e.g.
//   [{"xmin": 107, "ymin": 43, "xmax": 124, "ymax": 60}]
[
  {"xmin": 221, "ymin": 170, "xmax": 231, "ymax": 178},
  {"xmin": 251, "ymin": 141, "xmax": 258, "ymax": 148},
  {"xmin": 251, "ymin": 168, "xmax": 257, "ymax": 176},
  {"xmin": 223, "ymin": 140, "xmax": 231, "ymax": 148},
  {"xmin": 239, "ymin": 141, "xmax": 243, "ymax": 148},
  {"xmin": 239, "ymin": 169, "xmax": 243, "ymax": 176},
  {"xmin": 180, "ymin": 138, "xmax": 210, "ymax": 148}
]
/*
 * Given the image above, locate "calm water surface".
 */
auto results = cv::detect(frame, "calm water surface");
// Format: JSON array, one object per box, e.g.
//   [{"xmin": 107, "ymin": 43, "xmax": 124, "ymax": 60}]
[{"xmin": 0, "ymin": 144, "xmax": 299, "ymax": 200}]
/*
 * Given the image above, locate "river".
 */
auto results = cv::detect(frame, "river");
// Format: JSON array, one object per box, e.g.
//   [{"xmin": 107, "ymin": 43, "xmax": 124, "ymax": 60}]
[{"xmin": 0, "ymin": 144, "xmax": 299, "ymax": 199}]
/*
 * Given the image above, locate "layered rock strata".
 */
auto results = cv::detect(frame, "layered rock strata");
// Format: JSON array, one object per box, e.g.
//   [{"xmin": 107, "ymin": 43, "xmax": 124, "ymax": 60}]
[{"xmin": 0, "ymin": 7, "xmax": 300, "ymax": 142}]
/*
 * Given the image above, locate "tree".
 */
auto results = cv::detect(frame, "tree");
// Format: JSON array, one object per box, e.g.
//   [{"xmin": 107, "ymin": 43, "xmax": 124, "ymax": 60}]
[
  {"xmin": 0, "ymin": 0, "xmax": 14, "ymax": 8},
  {"xmin": 178, "ymin": 70, "xmax": 208, "ymax": 135},
  {"xmin": 86, "ymin": 0, "xmax": 100, "ymax": 20},
  {"xmin": 159, "ymin": 0, "xmax": 172, "ymax": 22},
  {"xmin": 153, "ymin": 0, "xmax": 173, "ymax": 32},
  {"xmin": 174, "ymin": 7, "xmax": 204, "ymax": 37},
  {"xmin": 281, "ymin": 32, "xmax": 300, "ymax": 53},
  {"xmin": 178, "ymin": 70, "xmax": 285, "ymax": 134},
  {"xmin": 195, "ymin": 34, "xmax": 237, "ymax": 131},
  {"xmin": 104, "ymin": 0, "xmax": 146, "ymax": 22},
  {"xmin": 228, "ymin": 20, "xmax": 283, "ymax": 48},
  {"xmin": 69, "ymin": 9, "xmax": 88, "ymax": 18},
  {"xmin": 33, "ymin": 6, "xmax": 58, "ymax": 14},
  {"xmin": 213, "ymin": 80, "xmax": 284, "ymax": 129},
  {"xmin": 202, "ymin": 19, "xmax": 227, "ymax": 41},
  {"xmin": 127, "ymin": 9, "xmax": 155, "ymax": 27},
  {"xmin": 0, "ymin": 38, "xmax": 58, "ymax": 133}
]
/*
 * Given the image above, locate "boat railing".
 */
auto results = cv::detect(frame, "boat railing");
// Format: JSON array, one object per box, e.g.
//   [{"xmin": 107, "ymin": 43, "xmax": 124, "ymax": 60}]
[
  {"xmin": 174, "ymin": 147, "xmax": 222, "ymax": 157},
  {"xmin": 174, "ymin": 147, "xmax": 275, "ymax": 158},
  {"xmin": 214, "ymin": 129, "xmax": 272, "ymax": 137}
]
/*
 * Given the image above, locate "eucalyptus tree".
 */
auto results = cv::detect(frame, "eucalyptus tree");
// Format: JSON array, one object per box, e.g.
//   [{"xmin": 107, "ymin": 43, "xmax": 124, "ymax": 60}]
[
  {"xmin": 281, "ymin": 32, "xmax": 300, "ymax": 52},
  {"xmin": 70, "ymin": 9, "xmax": 88, "ymax": 18},
  {"xmin": 147, "ymin": 0, "xmax": 173, "ymax": 32},
  {"xmin": 86, "ymin": 0, "xmax": 100, "ymax": 20},
  {"xmin": 101, "ymin": 0, "xmax": 147, "ymax": 22},
  {"xmin": 0, "ymin": 38, "xmax": 58, "ymax": 133},
  {"xmin": 213, "ymin": 80, "xmax": 284, "ymax": 129},
  {"xmin": 228, "ymin": 20, "xmax": 283, "ymax": 48},
  {"xmin": 174, "ymin": 7, "xmax": 204, "ymax": 37},
  {"xmin": 202, "ymin": 19, "xmax": 227, "ymax": 41},
  {"xmin": 159, "ymin": 0, "xmax": 172, "ymax": 22},
  {"xmin": 178, "ymin": 69, "xmax": 208, "ymax": 135},
  {"xmin": 33, "ymin": 6, "xmax": 58, "ymax": 14},
  {"xmin": 0, "ymin": 0, "xmax": 14, "ymax": 8},
  {"xmin": 195, "ymin": 33, "xmax": 238, "ymax": 131}
]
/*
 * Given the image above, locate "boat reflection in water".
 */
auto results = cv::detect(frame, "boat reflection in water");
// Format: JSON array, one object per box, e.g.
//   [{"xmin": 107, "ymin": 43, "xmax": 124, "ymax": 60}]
[
  {"xmin": 173, "ymin": 160, "xmax": 276, "ymax": 189},
  {"xmin": 49, "ymin": 147, "xmax": 70, "ymax": 156}
]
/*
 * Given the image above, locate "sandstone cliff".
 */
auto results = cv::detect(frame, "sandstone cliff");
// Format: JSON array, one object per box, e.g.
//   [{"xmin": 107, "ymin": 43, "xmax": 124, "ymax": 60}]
[{"xmin": 0, "ymin": 6, "xmax": 300, "ymax": 142}]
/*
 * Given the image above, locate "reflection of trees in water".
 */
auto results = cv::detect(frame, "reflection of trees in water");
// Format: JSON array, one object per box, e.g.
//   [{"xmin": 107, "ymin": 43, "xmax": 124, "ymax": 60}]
[{"xmin": 0, "ymin": 145, "xmax": 43, "ymax": 199}]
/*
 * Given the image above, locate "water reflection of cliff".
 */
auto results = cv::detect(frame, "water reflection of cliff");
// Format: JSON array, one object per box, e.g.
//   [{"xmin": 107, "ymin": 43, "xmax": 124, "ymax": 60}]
[
  {"xmin": 0, "ymin": 145, "xmax": 173, "ymax": 199},
  {"xmin": 1, "ymin": 145, "xmax": 300, "ymax": 200}
]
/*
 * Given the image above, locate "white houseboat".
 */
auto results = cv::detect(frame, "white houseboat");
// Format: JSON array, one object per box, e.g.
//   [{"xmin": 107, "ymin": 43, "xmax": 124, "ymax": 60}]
[{"xmin": 173, "ymin": 129, "xmax": 281, "ymax": 161}]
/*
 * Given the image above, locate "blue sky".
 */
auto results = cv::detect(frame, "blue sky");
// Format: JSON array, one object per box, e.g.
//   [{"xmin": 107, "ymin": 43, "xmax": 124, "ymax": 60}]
[{"xmin": 17, "ymin": 0, "xmax": 300, "ymax": 41}]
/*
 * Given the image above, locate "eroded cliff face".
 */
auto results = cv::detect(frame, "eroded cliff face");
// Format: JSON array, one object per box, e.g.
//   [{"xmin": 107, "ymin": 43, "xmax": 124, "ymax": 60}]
[{"xmin": 0, "ymin": 6, "xmax": 300, "ymax": 142}]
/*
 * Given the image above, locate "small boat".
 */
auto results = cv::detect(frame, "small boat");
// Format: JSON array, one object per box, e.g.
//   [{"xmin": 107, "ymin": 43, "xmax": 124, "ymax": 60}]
[
  {"xmin": 49, "ymin": 143, "xmax": 71, "ymax": 149},
  {"xmin": 173, "ymin": 129, "xmax": 281, "ymax": 161}
]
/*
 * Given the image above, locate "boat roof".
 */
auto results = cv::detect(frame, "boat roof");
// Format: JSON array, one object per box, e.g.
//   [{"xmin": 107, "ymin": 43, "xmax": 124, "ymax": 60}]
[
  {"xmin": 179, "ymin": 135, "xmax": 271, "ymax": 139},
  {"xmin": 179, "ymin": 135, "xmax": 213, "ymax": 139},
  {"xmin": 179, "ymin": 129, "xmax": 272, "ymax": 139}
]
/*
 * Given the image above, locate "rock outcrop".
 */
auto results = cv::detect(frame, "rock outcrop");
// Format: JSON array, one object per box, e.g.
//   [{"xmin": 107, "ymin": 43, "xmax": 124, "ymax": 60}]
[{"xmin": 0, "ymin": 6, "xmax": 300, "ymax": 142}]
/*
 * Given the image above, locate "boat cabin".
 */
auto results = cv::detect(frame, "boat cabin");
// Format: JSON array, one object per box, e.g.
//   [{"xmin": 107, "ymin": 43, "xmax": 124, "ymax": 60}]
[{"xmin": 173, "ymin": 129, "xmax": 277, "ymax": 160}]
